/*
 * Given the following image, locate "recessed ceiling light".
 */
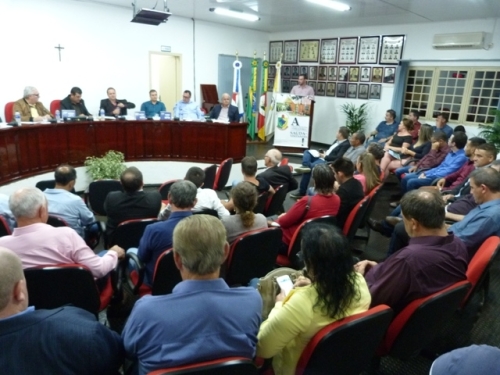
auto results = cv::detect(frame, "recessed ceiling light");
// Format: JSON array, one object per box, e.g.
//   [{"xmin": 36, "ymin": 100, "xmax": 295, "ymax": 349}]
[
  {"xmin": 306, "ymin": 0, "xmax": 351, "ymax": 12},
  {"xmin": 209, "ymin": 7, "xmax": 260, "ymax": 22}
]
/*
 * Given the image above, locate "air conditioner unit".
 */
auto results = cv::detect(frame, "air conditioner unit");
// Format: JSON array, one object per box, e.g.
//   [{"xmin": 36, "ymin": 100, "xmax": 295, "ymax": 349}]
[{"xmin": 433, "ymin": 32, "xmax": 487, "ymax": 50}]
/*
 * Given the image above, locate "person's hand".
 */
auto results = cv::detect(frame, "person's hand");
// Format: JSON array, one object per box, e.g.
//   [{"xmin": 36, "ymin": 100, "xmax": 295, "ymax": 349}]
[
  {"xmin": 431, "ymin": 141, "xmax": 440, "ymax": 150},
  {"xmin": 33, "ymin": 116, "xmax": 44, "ymax": 122},
  {"xmin": 418, "ymin": 172, "xmax": 426, "ymax": 179},
  {"xmin": 112, "ymin": 107, "xmax": 120, "ymax": 115},
  {"xmin": 333, "ymin": 181, "xmax": 340, "ymax": 191},
  {"xmin": 319, "ymin": 152, "xmax": 325, "ymax": 158},
  {"xmin": 117, "ymin": 102, "xmax": 125, "ymax": 108},
  {"xmin": 401, "ymin": 146, "xmax": 408, "ymax": 154},
  {"xmin": 384, "ymin": 144, "xmax": 390, "ymax": 151},
  {"xmin": 409, "ymin": 166, "xmax": 417, "ymax": 173},
  {"xmin": 43, "ymin": 115, "xmax": 52, "ymax": 120},
  {"xmin": 354, "ymin": 260, "xmax": 378, "ymax": 275},
  {"xmin": 370, "ymin": 131, "xmax": 377, "ymax": 136},
  {"xmin": 294, "ymin": 276, "xmax": 312, "ymax": 288},
  {"xmin": 436, "ymin": 178, "xmax": 446, "ymax": 190},
  {"xmin": 267, "ymin": 220, "xmax": 274, "ymax": 227},
  {"xmin": 442, "ymin": 194, "xmax": 454, "ymax": 202},
  {"xmin": 275, "ymin": 289, "xmax": 286, "ymax": 302},
  {"xmin": 109, "ymin": 245, "xmax": 125, "ymax": 259}
]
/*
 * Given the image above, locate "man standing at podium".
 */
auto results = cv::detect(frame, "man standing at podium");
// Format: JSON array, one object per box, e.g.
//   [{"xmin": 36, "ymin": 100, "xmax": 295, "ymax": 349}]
[
  {"xmin": 290, "ymin": 74, "xmax": 315, "ymax": 99},
  {"xmin": 174, "ymin": 90, "xmax": 204, "ymax": 120},
  {"xmin": 210, "ymin": 93, "xmax": 239, "ymax": 123}
]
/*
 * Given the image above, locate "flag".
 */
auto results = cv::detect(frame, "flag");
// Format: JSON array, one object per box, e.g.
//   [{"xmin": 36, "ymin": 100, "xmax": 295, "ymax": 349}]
[
  {"xmin": 232, "ymin": 59, "xmax": 244, "ymax": 120},
  {"xmin": 264, "ymin": 60, "xmax": 282, "ymax": 140},
  {"xmin": 257, "ymin": 58, "xmax": 269, "ymax": 140},
  {"xmin": 246, "ymin": 57, "xmax": 258, "ymax": 139}
]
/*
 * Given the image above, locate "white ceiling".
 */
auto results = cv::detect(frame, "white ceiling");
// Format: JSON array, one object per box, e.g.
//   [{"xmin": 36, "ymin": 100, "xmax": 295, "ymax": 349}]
[{"xmin": 77, "ymin": 0, "xmax": 500, "ymax": 32}]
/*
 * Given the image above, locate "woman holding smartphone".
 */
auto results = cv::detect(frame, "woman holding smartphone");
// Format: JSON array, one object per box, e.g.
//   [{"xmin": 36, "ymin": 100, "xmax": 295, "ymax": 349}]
[{"xmin": 256, "ymin": 224, "xmax": 370, "ymax": 375}]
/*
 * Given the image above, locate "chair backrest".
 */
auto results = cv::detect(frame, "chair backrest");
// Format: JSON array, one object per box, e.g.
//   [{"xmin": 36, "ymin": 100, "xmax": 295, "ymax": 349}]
[
  {"xmin": 192, "ymin": 209, "xmax": 219, "ymax": 218},
  {"xmin": 342, "ymin": 196, "xmax": 369, "ymax": 242},
  {"xmin": 152, "ymin": 249, "xmax": 182, "ymax": 295},
  {"xmin": 225, "ymin": 227, "xmax": 283, "ymax": 286},
  {"xmin": 0, "ymin": 216, "xmax": 12, "ymax": 237},
  {"xmin": 264, "ymin": 184, "xmax": 288, "ymax": 217},
  {"xmin": 280, "ymin": 157, "xmax": 289, "ymax": 166},
  {"xmin": 46, "ymin": 215, "xmax": 69, "ymax": 228},
  {"xmin": 362, "ymin": 183, "xmax": 383, "ymax": 227},
  {"xmin": 4, "ymin": 102, "xmax": 14, "ymax": 123},
  {"xmin": 253, "ymin": 192, "xmax": 268, "ymax": 214},
  {"xmin": 203, "ymin": 164, "xmax": 217, "ymax": 190},
  {"xmin": 462, "ymin": 236, "xmax": 500, "ymax": 307},
  {"xmin": 379, "ymin": 280, "xmax": 471, "ymax": 359},
  {"xmin": 24, "ymin": 264, "xmax": 101, "ymax": 315},
  {"xmin": 158, "ymin": 179, "xmax": 180, "ymax": 200},
  {"xmin": 114, "ymin": 218, "xmax": 158, "ymax": 249},
  {"xmin": 296, "ymin": 305, "xmax": 393, "ymax": 375},
  {"xmin": 50, "ymin": 99, "xmax": 61, "ymax": 114},
  {"xmin": 213, "ymin": 158, "xmax": 234, "ymax": 191},
  {"xmin": 35, "ymin": 179, "xmax": 56, "ymax": 191},
  {"xmin": 148, "ymin": 357, "xmax": 257, "ymax": 375},
  {"xmin": 88, "ymin": 180, "xmax": 123, "ymax": 216}
]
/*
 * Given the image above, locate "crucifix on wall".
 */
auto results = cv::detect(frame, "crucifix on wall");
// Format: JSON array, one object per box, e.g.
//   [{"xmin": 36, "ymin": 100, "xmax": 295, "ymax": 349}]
[{"xmin": 55, "ymin": 44, "xmax": 64, "ymax": 62}]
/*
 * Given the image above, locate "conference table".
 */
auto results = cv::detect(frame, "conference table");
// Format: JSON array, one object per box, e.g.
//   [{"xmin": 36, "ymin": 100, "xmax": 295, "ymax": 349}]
[{"xmin": 0, "ymin": 120, "xmax": 247, "ymax": 186}]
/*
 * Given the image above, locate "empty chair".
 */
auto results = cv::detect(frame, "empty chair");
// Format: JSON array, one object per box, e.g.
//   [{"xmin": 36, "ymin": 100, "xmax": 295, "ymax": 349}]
[
  {"xmin": 213, "ymin": 158, "xmax": 233, "ymax": 191},
  {"xmin": 342, "ymin": 196, "xmax": 369, "ymax": 243},
  {"xmin": 148, "ymin": 357, "xmax": 257, "ymax": 375},
  {"xmin": 253, "ymin": 192, "xmax": 268, "ymax": 214},
  {"xmin": 46, "ymin": 215, "xmax": 69, "ymax": 228},
  {"xmin": 87, "ymin": 180, "xmax": 123, "ymax": 216},
  {"xmin": 264, "ymin": 184, "xmax": 288, "ymax": 216},
  {"xmin": 158, "ymin": 179, "xmax": 181, "ymax": 200},
  {"xmin": 50, "ymin": 99, "xmax": 61, "ymax": 114},
  {"xmin": 111, "ymin": 218, "xmax": 158, "ymax": 249},
  {"xmin": 203, "ymin": 164, "xmax": 217, "ymax": 190},
  {"xmin": 4, "ymin": 102, "xmax": 15, "ymax": 123}
]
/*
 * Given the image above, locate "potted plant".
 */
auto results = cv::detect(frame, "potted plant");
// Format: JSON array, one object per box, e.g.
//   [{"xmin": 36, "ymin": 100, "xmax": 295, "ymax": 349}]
[
  {"xmin": 84, "ymin": 150, "xmax": 126, "ymax": 180},
  {"xmin": 340, "ymin": 102, "xmax": 369, "ymax": 134},
  {"xmin": 478, "ymin": 109, "xmax": 500, "ymax": 150}
]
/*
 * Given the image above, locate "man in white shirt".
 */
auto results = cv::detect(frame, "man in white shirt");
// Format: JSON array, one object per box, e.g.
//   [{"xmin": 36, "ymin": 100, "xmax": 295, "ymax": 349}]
[{"xmin": 173, "ymin": 90, "xmax": 204, "ymax": 120}]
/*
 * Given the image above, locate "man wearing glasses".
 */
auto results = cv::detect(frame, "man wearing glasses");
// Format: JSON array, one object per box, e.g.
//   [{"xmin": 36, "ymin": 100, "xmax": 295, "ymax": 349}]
[
  {"xmin": 173, "ymin": 90, "xmax": 204, "ymax": 120},
  {"xmin": 13, "ymin": 86, "xmax": 53, "ymax": 122}
]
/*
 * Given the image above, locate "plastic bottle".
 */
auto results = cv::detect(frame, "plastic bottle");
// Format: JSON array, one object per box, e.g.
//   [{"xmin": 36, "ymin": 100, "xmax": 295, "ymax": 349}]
[
  {"xmin": 55, "ymin": 110, "xmax": 61, "ymax": 122},
  {"xmin": 100, "ymin": 108, "xmax": 105, "ymax": 120},
  {"xmin": 14, "ymin": 111, "xmax": 21, "ymax": 125}
]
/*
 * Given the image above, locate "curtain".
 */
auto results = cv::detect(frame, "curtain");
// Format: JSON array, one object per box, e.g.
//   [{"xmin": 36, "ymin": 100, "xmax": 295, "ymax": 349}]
[{"xmin": 391, "ymin": 60, "xmax": 410, "ymax": 121}]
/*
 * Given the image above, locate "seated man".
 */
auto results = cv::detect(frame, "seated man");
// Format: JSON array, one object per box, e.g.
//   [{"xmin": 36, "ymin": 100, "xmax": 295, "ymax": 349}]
[
  {"xmin": 0, "ymin": 248, "xmax": 124, "ymax": 374},
  {"xmin": 122, "ymin": 215, "xmax": 262, "ymax": 374},
  {"xmin": 60, "ymin": 86, "xmax": 91, "ymax": 116},
  {"xmin": 431, "ymin": 345, "xmax": 500, "ymax": 375},
  {"xmin": 43, "ymin": 164, "xmax": 95, "ymax": 238},
  {"xmin": 342, "ymin": 132, "xmax": 367, "ymax": 164},
  {"xmin": 432, "ymin": 112, "xmax": 454, "ymax": 140},
  {"xmin": 0, "ymin": 188, "xmax": 124, "ymax": 278},
  {"xmin": 13, "ymin": 86, "xmax": 53, "ymax": 122},
  {"xmin": 173, "ymin": 90, "xmax": 204, "ymax": 120},
  {"xmin": 0, "ymin": 193, "xmax": 15, "ymax": 232},
  {"xmin": 367, "ymin": 109, "xmax": 398, "ymax": 146},
  {"xmin": 355, "ymin": 189, "xmax": 468, "ymax": 313},
  {"xmin": 140, "ymin": 89, "xmax": 166, "ymax": 118},
  {"xmin": 134, "ymin": 180, "xmax": 196, "ymax": 286},
  {"xmin": 100, "ymin": 87, "xmax": 136, "ymax": 117},
  {"xmin": 104, "ymin": 167, "xmax": 162, "ymax": 245},
  {"xmin": 258, "ymin": 148, "xmax": 298, "ymax": 192},
  {"xmin": 209, "ymin": 93, "xmax": 240, "ymax": 123}
]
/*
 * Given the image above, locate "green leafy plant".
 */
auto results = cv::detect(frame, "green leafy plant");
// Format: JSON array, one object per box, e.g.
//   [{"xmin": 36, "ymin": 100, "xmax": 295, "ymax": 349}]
[
  {"xmin": 478, "ymin": 109, "xmax": 500, "ymax": 150},
  {"xmin": 84, "ymin": 150, "xmax": 126, "ymax": 180},
  {"xmin": 340, "ymin": 102, "xmax": 369, "ymax": 134}
]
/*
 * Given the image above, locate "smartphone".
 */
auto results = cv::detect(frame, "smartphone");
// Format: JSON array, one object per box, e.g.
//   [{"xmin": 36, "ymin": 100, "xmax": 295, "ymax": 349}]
[{"xmin": 276, "ymin": 275, "xmax": 294, "ymax": 296}]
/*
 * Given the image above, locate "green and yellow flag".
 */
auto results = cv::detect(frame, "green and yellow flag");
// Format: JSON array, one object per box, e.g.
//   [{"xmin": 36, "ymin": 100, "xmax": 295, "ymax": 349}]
[
  {"xmin": 246, "ymin": 56, "xmax": 258, "ymax": 139},
  {"xmin": 257, "ymin": 58, "xmax": 269, "ymax": 140}
]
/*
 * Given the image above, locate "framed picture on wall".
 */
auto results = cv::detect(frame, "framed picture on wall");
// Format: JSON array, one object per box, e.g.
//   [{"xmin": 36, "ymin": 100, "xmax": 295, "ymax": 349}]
[
  {"xmin": 291, "ymin": 66, "xmax": 299, "ymax": 79},
  {"xmin": 380, "ymin": 35, "xmax": 405, "ymax": 64},
  {"xmin": 338, "ymin": 37, "xmax": 358, "ymax": 64},
  {"xmin": 308, "ymin": 66, "xmax": 318, "ymax": 80},
  {"xmin": 327, "ymin": 66, "xmax": 337, "ymax": 81},
  {"xmin": 337, "ymin": 83, "xmax": 346, "ymax": 98},
  {"xmin": 299, "ymin": 65, "xmax": 308, "ymax": 76},
  {"xmin": 317, "ymin": 82, "xmax": 326, "ymax": 96},
  {"xmin": 383, "ymin": 67, "xmax": 396, "ymax": 83},
  {"xmin": 371, "ymin": 67, "xmax": 383, "ymax": 83},
  {"xmin": 299, "ymin": 39, "xmax": 320, "ymax": 62},
  {"xmin": 282, "ymin": 66, "xmax": 291, "ymax": 79},
  {"xmin": 282, "ymin": 80, "xmax": 291, "ymax": 93},
  {"xmin": 267, "ymin": 79, "xmax": 274, "ymax": 91},
  {"xmin": 309, "ymin": 81, "xmax": 317, "ymax": 92},
  {"xmin": 349, "ymin": 67, "xmax": 359, "ymax": 82},
  {"xmin": 360, "ymin": 67, "xmax": 371, "ymax": 82},
  {"xmin": 347, "ymin": 83, "xmax": 357, "ymax": 98},
  {"xmin": 326, "ymin": 82, "xmax": 336, "ymax": 97},
  {"xmin": 319, "ymin": 38, "xmax": 338, "ymax": 64},
  {"xmin": 370, "ymin": 84, "xmax": 381, "ymax": 100},
  {"xmin": 269, "ymin": 41, "xmax": 283, "ymax": 63},
  {"xmin": 318, "ymin": 66, "xmax": 327, "ymax": 81},
  {"xmin": 268, "ymin": 65, "xmax": 276, "ymax": 78},
  {"xmin": 283, "ymin": 40, "xmax": 298, "ymax": 64},
  {"xmin": 338, "ymin": 66, "xmax": 349, "ymax": 81},
  {"xmin": 358, "ymin": 36, "xmax": 380, "ymax": 64},
  {"xmin": 290, "ymin": 80, "xmax": 298, "ymax": 87},
  {"xmin": 358, "ymin": 84, "xmax": 369, "ymax": 99}
]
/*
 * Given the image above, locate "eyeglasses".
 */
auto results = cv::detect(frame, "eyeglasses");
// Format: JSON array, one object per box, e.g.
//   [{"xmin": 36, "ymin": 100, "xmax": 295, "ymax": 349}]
[
  {"xmin": 182, "ymin": 95, "xmax": 190, "ymax": 99},
  {"xmin": 32, "ymin": 94, "xmax": 40, "ymax": 97}
]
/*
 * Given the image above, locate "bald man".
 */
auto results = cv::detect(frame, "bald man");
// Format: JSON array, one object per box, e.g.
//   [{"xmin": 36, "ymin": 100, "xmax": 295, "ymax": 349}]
[
  {"xmin": 257, "ymin": 148, "xmax": 298, "ymax": 192},
  {"xmin": 0, "ymin": 247, "xmax": 124, "ymax": 374},
  {"xmin": 209, "ymin": 93, "xmax": 240, "ymax": 123}
]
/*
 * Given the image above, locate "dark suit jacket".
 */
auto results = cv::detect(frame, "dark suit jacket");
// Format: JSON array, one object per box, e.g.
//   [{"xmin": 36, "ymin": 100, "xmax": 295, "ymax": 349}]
[
  {"xmin": 210, "ymin": 104, "xmax": 240, "ymax": 123},
  {"xmin": 99, "ymin": 98, "xmax": 136, "ymax": 116},
  {"xmin": 258, "ymin": 165, "xmax": 298, "ymax": 192},
  {"xmin": 336, "ymin": 177, "xmax": 365, "ymax": 228},
  {"xmin": 324, "ymin": 140, "xmax": 351, "ymax": 162},
  {"xmin": 60, "ymin": 95, "xmax": 91, "ymax": 116},
  {"xmin": 103, "ymin": 190, "xmax": 162, "ymax": 244},
  {"xmin": 0, "ymin": 306, "xmax": 123, "ymax": 374}
]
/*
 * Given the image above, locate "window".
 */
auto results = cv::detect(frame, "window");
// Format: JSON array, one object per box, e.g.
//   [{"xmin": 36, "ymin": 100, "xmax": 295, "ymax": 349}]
[{"xmin": 403, "ymin": 67, "xmax": 500, "ymax": 125}]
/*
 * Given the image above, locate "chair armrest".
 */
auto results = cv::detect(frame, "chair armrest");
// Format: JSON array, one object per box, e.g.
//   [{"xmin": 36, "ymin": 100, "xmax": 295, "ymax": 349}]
[{"xmin": 124, "ymin": 252, "xmax": 146, "ymax": 295}]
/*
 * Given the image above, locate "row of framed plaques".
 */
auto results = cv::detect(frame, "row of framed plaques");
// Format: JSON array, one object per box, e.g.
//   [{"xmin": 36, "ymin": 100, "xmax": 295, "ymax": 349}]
[
  {"xmin": 270, "ymin": 65, "xmax": 396, "ymax": 84},
  {"xmin": 270, "ymin": 35, "xmax": 404, "ymax": 65},
  {"xmin": 269, "ymin": 81, "xmax": 382, "ymax": 100}
]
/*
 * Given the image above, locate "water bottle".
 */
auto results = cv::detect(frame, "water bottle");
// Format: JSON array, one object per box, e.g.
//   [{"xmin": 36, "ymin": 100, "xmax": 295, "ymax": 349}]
[
  {"xmin": 14, "ymin": 111, "xmax": 21, "ymax": 125},
  {"xmin": 55, "ymin": 110, "xmax": 61, "ymax": 122},
  {"xmin": 100, "ymin": 108, "xmax": 105, "ymax": 120}
]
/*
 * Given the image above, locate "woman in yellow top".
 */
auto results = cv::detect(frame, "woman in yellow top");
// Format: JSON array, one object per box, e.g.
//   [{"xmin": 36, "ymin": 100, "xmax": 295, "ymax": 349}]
[{"xmin": 256, "ymin": 224, "xmax": 371, "ymax": 375}]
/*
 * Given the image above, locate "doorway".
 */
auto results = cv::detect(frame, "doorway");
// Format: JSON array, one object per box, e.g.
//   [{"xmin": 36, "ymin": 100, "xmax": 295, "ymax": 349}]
[{"xmin": 149, "ymin": 52, "xmax": 182, "ymax": 113}]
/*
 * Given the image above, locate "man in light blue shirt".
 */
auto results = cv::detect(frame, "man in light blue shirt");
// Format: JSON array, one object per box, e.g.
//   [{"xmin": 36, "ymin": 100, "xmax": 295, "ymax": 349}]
[
  {"xmin": 367, "ymin": 109, "xmax": 398, "ymax": 146},
  {"xmin": 43, "ymin": 165, "xmax": 95, "ymax": 238},
  {"xmin": 140, "ymin": 90, "xmax": 166, "ymax": 118},
  {"xmin": 173, "ymin": 90, "xmax": 204, "ymax": 120},
  {"xmin": 432, "ymin": 112, "xmax": 454, "ymax": 140}
]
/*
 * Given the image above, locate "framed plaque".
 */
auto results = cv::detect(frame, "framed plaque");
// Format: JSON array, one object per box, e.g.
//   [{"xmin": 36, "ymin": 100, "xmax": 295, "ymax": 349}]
[
  {"xmin": 327, "ymin": 66, "xmax": 337, "ymax": 81},
  {"xmin": 370, "ymin": 84, "xmax": 381, "ymax": 100},
  {"xmin": 282, "ymin": 65, "xmax": 291, "ymax": 79},
  {"xmin": 267, "ymin": 79, "xmax": 274, "ymax": 91},
  {"xmin": 338, "ymin": 37, "xmax": 358, "ymax": 64},
  {"xmin": 358, "ymin": 36, "xmax": 380, "ymax": 64},
  {"xmin": 380, "ymin": 35, "xmax": 405, "ymax": 64},
  {"xmin": 299, "ymin": 39, "xmax": 320, "ymax": 62},
  {"xmin": 347, "ymin": 83, "xmax": 357, "ymax": 99},
  {"xmin": 290, "ymin": 80, "xmax": 298, "ymax": 87},
  {"xmin": 308, "ymin": 66, "xmax": 318, "ymax": 80},
  {"xmin": 349, "ymin": 67, "xmax": 359, "ymax": 82},
  {"xmin": 283, "ymin": 40, "xmax": 298, "ymax": 64},
  {"xmin": 291, "ymin": 66, "xmax": 299, "ymax": 79},
  {"xmin": 371, "ymin": 67, "xmax": 383, "ymax": 83},
  {"xmin": 309, "ymin": 81, "xmax": 317, "ymax": 92},
  {"xmin": 282, "ymin": 80, "xmax": 291, "ymax": 93},
  {"xmin": 269, "ymin": 41, "xmax": 283, "ymax": 63},
  {"xmin": 326, "ymin": 82, "xmax": 336, "ymax": 97},
  {"xmin": 317, "ymin": 82, "xmax": 326, "ymax": 96},
  {"xmin": 358, "ymin": 84, "xmax": 369, "ymax": 99},
  {"xmin": 338, "ymin": 67, "xmax": 349, "ymax": 81},
  {"xmin": 319, "ymin": 38, "xmax": 338, "ymax": 64},
  {"xmin": 299, "ymin": 65, "xmax": 308, "ymax": 76},
  {"xmin": 318, "ymin": 66, "xmax": 327, "ymax": 81},
  {"xmin": 268, "ymin": 65, "xmax": 276, "ymax": 79},
  {"xmin": 360, "ymin": 67, "xmax": 371, "ymax": 82},
  {"xmin": 383, "ymin": 67, "xmax": 396, "ymax": 83},
  {"xmin": 337, "ymin": 82, "xmax": 346, "ymax": 98}
]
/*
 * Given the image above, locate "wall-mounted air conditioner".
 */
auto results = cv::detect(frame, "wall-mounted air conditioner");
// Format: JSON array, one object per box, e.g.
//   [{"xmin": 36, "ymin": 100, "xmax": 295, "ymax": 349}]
[{"xmin": 432, "ymin": 32, "xmax": 487, "ymax": 50}]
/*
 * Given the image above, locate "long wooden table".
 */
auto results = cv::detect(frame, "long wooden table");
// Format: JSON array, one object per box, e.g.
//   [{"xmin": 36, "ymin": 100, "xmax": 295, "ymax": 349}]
[{"xmin": 0, "ymin": 120, "xmax": 247, "ymax": 185}]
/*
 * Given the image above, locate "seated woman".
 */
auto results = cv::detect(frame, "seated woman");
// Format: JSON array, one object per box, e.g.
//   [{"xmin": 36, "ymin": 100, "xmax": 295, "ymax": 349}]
[
  {"xmin": 379, "ymin": 118, "xmax": 414, "ymax": 178},
  {"xmin": 256, "ymin": 224, "xmax": 371, "ymax": 375},
  {"xmin": 270, "ymin": 164, "xmax": 340, "ymax": 253},
  {"xmin": 354, "ymin": 153, "xmax": 381, "ymax": 194},
  {"xmin": 220, "ymin": 182, "xmax": 267, "ymax": 243}
]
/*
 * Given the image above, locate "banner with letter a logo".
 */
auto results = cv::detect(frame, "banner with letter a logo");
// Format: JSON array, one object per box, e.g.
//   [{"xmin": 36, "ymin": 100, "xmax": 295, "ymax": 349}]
[{"xmin": 273, "ymin": 93, "xmax": 311, "ymax": 148}]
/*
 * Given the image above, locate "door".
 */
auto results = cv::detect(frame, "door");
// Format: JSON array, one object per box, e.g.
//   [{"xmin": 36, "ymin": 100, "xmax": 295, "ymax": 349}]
[{"xmin": 149, "ymin": 52, "xmax": 182, "ymax": 113}]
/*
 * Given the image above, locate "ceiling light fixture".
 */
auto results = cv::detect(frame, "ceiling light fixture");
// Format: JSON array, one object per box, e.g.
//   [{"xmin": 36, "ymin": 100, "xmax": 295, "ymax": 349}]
[
  {"xmin": 209, "ymin": 7, "xmax": 260, "ymax": 22},
  {"xmin": 306, "ymin": 0, "xmax": 351, "ymax": 12}
]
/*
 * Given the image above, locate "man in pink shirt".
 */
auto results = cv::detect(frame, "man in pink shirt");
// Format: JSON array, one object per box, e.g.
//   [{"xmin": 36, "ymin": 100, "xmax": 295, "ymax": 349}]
[
  {"xmin": 290, "ymin": 74, "xmax": 315, "ymax": 99},
  {"xmin": 0, "ymin": 188, "xmax": 124, "ymax": 279}
]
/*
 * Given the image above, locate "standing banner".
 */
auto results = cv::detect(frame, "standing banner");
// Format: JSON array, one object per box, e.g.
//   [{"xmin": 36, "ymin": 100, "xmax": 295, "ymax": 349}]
[
  {"xmin": 257, "ymin": 55, "xmax": 268, "ymax": 140},
  {"xmin": 272, "ymin": 94, "xmax": 311, "ymax": 148}
]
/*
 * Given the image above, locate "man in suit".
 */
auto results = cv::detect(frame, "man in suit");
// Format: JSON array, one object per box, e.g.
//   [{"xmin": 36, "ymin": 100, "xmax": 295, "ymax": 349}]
[
  {"xmin": 104, "ymin": 166, "xmax": 162, "ymax": 246},
  {"xmin": 0, "ymin": 247, "xmax": 124, "ymax": 374},
  {"xmin": 292, "ymin": 127, "xmax": 351, "ymax": 198},
  {"xmin": 60, "ymin": 87, "xmax": 91, "ymax": 116},
  {"xmin": 209, "ymin": 93, "xmax": 240, "ymax": 123},
  {"xmin": 258, "ymin": 148, "xmax": 298, "ymax": 193},
  {"xmin": 100, "ymin": 87, "xmax": 135, "ymax": 117},
  {"xmin": 13, "ymin": 86, "xmax": 53, "ymax": 122}
]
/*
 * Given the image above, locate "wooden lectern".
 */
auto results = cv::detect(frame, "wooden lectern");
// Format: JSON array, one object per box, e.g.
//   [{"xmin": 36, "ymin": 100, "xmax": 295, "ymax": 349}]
[{"xmin": 200, "ymin": 84, "xmax": 219, "ymax": 114}]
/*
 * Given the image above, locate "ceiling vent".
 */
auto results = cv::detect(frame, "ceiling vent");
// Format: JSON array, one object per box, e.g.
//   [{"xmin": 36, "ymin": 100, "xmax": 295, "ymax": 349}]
[
  {"xmin": 433, "ymin": 32, "xmax": 487, "ymax": 50},
  {"xmin": 131, "ymin": 0, "xmax": 171, "ymax": 26}
]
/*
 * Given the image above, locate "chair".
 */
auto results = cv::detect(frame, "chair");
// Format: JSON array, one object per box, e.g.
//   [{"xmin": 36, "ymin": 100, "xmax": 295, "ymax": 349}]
[
  {"xmin": 203, "ymin": 164, "xmax": 217, "ymax": 190},
  {"xmin": 148, "ymin": 357, "xmax": 257, "ymax": 375},
  {"xmin": 46, "ymin": 215, "xmax": 69, "ymax": 227},
  {"xmin": 112, "ymin": 218, "xmax": 158, "ymax": 249},
  {"xmin": 50, "ymin": 99, "xmax": 61, "ymax": 114},
  {"xmin": 4, "ymin": 102, "xmax": 15, "ymax": 123},
  {"xmin": 213, "ymin": 158, "xmax": 233, "ymax": 191},
  {"xmin": 264, "ymin": 184, "xmax": 287, "ymax": 217},
  {"xmin": 277, "ymin": 215, "xmax": 338, "ymax": 268},
  {"xmin": 192, "ymin": 209, "xmax": 219, "ymax": 217},
  {"xmin": 462, "ymin": 236, "xmax": 500, "ymax": 309},
  {"xmin": 353, "ymin": 184, "xmax": 384, "ymax": 243},
  {"xmin": 36, "ymin": 179, "xmax": 77, "ymax": 194},
  {"xmin": 342, "ymin": 196, "xmax": 369, "ymax": 243},
  {"xmin": 87, "ymin": 180, "xmax": 123, "ymax": 216},
  {"xmin": 158, "ymin": 179, "xmax": 180, "ymax": 200},
  {"xmin": 225, "ymin": 227, "xmax": 282, "ymax": 286},
  {"xmin": 253, "ymin": 192, "xmax": 268, "ymax": 214},
  {"xmin": 376, "ymin": 280, "xmax": 471, "ymax": 360},
  {"xmin": 295, "ymin": 305, "xmax": 393, "ymax": 375},
  {"xmin": 0, "ymin": 216, "xmax": 12, "ymax": 237}
]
